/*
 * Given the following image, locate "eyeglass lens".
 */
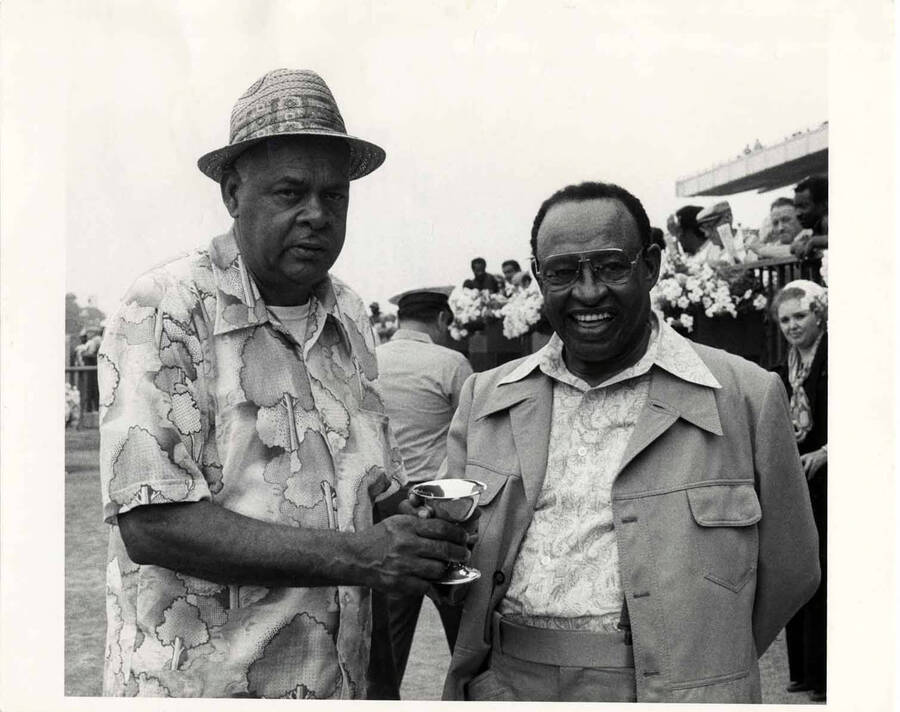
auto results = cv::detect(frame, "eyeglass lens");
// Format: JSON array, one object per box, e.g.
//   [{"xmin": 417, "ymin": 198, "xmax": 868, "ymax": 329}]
[{"xmin": 541, "ymin": 250, "xmax": 638, "ymax": 286}]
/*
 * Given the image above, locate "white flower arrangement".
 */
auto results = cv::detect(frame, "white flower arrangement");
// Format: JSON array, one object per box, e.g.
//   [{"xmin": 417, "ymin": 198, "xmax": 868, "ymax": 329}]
[
  {"xmin": 448, "ymin": 287, "xmax": 509, "ymax": 341},
  {"xmin": 499, "ymin": 283, "xmax": 544, "ymax": 338},
  {"xmin": 651, "ymin": 251, "xmax": 768, "ymax": 332}
]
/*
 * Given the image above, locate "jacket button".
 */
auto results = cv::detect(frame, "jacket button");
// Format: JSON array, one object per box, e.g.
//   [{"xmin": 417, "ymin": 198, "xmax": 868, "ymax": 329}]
[{"xmin": 493, "ymin": 571, "xmax": 506, "ymax": 585}]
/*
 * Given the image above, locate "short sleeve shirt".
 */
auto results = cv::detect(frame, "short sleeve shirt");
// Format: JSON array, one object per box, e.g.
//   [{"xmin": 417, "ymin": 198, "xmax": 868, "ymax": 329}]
[
  {"xmin": 98, "ymin": 228, "xmax": 404, "ymax": 698},
  {"xmin": 375, "ymin": 330, "xmax": 473, "ymax": 484}
]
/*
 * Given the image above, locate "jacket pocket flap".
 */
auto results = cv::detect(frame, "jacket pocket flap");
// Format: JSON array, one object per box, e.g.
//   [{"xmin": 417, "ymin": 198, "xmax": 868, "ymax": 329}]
[
  {"xmin": 464, "ymin": 464, "xmax": 511, "ymax": 506},
  {"xmin": 687, "ymin": 483, "xmax": 761, "ymax": 526}
]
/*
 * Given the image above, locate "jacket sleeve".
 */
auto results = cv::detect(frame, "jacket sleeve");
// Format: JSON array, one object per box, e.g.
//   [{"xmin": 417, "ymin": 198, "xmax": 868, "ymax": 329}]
[
  {"xmin": 436, "ymin": 371, "xmax": 476, "ymax": 480},
  {"xmin": 751, "ymin": 372, "xmax": 821, "ymax": 654},
  {"xmin": 437, "ymin": 373, "xmax": 489, "ymax": 699}
]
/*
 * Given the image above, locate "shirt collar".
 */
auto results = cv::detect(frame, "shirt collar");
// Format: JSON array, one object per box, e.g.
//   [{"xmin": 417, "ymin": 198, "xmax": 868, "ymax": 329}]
[
  {"xmin": 208, "ymin": 226, "xmax": 352, "ymax": 351},
  {"xmin": 498, "ymin": 311, "xmax": 720, "ymax": 391},
  {"xmin": 390, "ymin": 329, "xmax": 434, "ymax": 344}
]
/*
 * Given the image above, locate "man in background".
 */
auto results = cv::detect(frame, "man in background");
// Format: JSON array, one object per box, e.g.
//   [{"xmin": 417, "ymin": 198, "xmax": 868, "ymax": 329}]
[
  {"xmin": 791, "ymin": 175, "xmax": 828, "ymax": 258},
  {"xmin": 501, "ymin": 259, "xmax": 532, "ymax": 291},
  {"xmin": 368, "ymin": 287, "xmax": 474, "ymax": 699},
  {"xmin": 747, "ymin": 197, "xmax": 802, "ymax": 259},
  {"xmin": 81, "ymin": 324, "xmax": 103, "ymax": 411},
  {"xmin": 463, "ymin": 257, "xmax": 501, "ymax": 293}
]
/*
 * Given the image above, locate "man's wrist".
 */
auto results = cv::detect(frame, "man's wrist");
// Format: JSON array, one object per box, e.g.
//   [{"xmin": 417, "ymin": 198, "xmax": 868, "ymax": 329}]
[{"xmin": 334, "ymin": 530, "xmax": 377, "ymax": 589}]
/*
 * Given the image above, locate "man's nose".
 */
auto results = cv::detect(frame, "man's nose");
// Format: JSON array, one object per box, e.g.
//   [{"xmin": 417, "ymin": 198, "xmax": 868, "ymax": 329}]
[
  {"xmin": 295, "ymin": 194, "xmax": 328, "ymax": 227},
  {"xmin": 571, "ymin": 262, "xmax": 609, "ymax": 302}
]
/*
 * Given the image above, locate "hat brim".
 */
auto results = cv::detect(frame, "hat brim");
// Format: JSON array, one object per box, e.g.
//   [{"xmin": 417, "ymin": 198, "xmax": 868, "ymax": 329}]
[
  {"xmin": 388, "ymin": 286, "xmax": 455, "ymax": 305},
  {"xmin": 197, "ymin": 130, "xmax": 385, "ymax": 182}
]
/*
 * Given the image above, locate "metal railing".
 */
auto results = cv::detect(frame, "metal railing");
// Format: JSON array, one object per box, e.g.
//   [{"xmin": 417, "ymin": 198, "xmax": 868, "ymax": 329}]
[{"xmin": 718, "ymin": 256, "xmax": 824, "ymax": 368}]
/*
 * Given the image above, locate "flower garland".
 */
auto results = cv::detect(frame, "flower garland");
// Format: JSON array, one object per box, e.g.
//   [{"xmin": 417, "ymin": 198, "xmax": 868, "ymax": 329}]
[{"xmin": 651, "ymin": 251, "xmax": 768, "ymax": 333}]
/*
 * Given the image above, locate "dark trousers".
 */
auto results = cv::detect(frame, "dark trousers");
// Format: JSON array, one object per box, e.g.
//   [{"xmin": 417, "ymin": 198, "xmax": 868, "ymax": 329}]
[
  {"xmin": 83, "ymin": 355, "xmax": 99, "ymax": 411},
  {"xmin": 786, "ymin": 468, "xmax": 827, "ymax": 693},
  {"xmin": 366, "ymin": 484, "xmax": 463, "ymax": 699},
  {"xmin": 367, "ymin": 589, "xmax": 462, "ymax": 699}
]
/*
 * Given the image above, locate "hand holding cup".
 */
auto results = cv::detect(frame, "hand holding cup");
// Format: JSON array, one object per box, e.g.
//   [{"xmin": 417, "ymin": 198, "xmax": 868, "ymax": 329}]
[{"xmin": 409, "ymin": 479, "xmax": 485, "ymax": 584}]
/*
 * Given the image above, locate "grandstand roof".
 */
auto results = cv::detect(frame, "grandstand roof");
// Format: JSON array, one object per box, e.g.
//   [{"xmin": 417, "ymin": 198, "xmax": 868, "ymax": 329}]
[{"xmin": 675, "ymin": 123, "xmax": 828, "ymax": 197}]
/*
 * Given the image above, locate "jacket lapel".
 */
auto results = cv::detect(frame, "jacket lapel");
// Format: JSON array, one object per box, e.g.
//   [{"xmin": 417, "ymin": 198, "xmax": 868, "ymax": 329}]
[
  {"xmin": 476, "ymin": 371, "xmax": 552, "ymax": 510},
  {"xmin": 616, "ymin": 366, "xmax": 723, "ymax": 477}
]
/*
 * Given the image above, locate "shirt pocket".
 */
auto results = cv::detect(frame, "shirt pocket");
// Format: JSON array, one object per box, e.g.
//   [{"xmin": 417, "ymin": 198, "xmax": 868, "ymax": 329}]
[{"xmin": 687, "ymin": 483, "xmax": 761, "ymax": 593}]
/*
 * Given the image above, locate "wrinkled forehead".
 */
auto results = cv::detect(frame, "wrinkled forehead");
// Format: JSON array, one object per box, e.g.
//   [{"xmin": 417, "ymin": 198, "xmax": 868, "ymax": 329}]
[{"xmin": 537, "ymin": 199, "xmax": 639, "ymax": 260}]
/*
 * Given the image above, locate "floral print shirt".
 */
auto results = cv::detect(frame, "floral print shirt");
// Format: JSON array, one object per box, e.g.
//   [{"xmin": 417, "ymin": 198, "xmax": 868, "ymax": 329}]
[
  {"xmin": 98, "ymin": 228, "xmax": 404, "ymax": 698},
  {"xmin": 498, "ymin": 314, "xmax": 720, "ymax": 632}
]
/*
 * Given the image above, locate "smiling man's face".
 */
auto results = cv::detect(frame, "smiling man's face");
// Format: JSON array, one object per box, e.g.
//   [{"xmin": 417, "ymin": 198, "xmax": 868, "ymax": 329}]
[
  {"xmin": 535, "ymin": 198, "xmax": 660, "ymax": 385},
  {"xmin": 222, "ymin": 135, "xmax": 350, "ymax": 306}
]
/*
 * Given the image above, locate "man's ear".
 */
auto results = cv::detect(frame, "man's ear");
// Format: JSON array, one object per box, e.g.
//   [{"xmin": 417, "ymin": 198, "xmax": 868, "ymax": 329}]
[
  {"xmin": 220, "ymin": 169, "xmax": 242, "ymax": 218},
  {"xmin": 530, "ymin": 258, "xmax": 542, "ymax": 286},
  {"xmin": 644, "ymin": 243, "xmax": 662, "ymax": 287}
]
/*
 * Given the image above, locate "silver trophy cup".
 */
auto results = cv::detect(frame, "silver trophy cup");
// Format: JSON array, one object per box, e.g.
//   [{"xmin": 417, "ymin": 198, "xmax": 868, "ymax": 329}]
[{"xmin": 410, "ymin": 478, "xmax": 486, "ymax": 585}]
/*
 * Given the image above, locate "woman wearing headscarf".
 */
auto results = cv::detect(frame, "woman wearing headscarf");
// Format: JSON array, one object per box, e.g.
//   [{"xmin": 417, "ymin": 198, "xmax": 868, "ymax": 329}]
[{"xmin": 771, "ymin": 280, "xmax": 827, "ymax": 703}]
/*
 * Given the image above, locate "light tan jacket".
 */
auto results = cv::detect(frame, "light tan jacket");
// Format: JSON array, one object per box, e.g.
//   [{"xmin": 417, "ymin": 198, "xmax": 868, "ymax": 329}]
[{"xmin": 442, "ymin": 342, "xmax": 820, "ymax": 703}]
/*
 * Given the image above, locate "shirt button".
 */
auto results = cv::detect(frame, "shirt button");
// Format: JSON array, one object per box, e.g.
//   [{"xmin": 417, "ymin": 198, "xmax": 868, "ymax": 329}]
[
  {"xmin": 493, "ymin": 571, "xmax": 506, "ymax": 585},
  {"xmin": 577, "ymin": 446, "xmax": 587, "ymax": 457}
]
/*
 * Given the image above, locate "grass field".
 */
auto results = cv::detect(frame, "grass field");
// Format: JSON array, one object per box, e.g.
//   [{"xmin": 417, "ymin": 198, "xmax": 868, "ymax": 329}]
[{"xmin": 65, "ymin": 428, "xmax": 815, "ymax": 702}]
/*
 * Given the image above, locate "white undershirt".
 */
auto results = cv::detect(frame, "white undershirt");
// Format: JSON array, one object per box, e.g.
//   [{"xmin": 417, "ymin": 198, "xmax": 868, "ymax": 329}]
[{"xmin": 267, "ymin": 302, "xmax": 311, "ymax": 344}]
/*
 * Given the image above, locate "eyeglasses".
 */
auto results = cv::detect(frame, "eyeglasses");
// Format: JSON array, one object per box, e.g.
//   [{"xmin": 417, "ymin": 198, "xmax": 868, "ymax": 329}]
[{"xmin": 534, "ymin": 248, "xmax": 644, "ymax": 288}]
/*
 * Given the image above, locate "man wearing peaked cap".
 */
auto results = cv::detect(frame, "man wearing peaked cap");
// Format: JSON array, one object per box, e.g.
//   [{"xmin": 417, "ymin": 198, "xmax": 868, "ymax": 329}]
[
  {"xmin": 367, "ymin": 286, "xmax": 474, "ymax": 698},
  {"xmin": 98, "ymin": 69, "xmax": 471, "ymax": 699}
]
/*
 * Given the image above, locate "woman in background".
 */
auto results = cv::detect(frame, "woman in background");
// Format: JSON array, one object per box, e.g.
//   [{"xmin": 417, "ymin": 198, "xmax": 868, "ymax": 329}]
[{"xmin": 771, "ymin": 280, "xmax": 827, "ymax": 703}]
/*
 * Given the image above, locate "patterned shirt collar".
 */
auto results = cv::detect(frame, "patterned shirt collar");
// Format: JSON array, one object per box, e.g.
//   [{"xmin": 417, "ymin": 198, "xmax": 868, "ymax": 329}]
[
  {"xmin": 390, "ymin": 329, "xmax": 433, "ymax": 344},
  {"xmin": 208, "ymin": 226, "xmax": 353, "ymax": 351},
  {"xmin": 499, "ymin": 311, "xmax": 721, "ymax": 391}
]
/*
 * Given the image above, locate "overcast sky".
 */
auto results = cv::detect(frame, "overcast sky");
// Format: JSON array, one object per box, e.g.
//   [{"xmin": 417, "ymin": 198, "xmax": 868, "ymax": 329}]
[{"xmin": 63, "ymin": 0, "xmax": 828, "ymax": 314}]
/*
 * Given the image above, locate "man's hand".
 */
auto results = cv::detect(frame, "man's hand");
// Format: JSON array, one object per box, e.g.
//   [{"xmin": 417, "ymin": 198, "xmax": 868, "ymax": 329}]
[
  {"xmin": 401, "ymin": 492, "xmax": 481, "ymax": 544},
  {"xmin": 355, "ymin": 514, "xmax": 471, "ymax": 595},
  {"xmin": 790, "ymin": 230, "xmax": 814, "ymax": 258},
  {"xmin": 402, "ymin": 492, "xmax": 482, "ymax": 606},
  {"xmin": 799, "ymin": 447, "xmax": 827, "ymax": 481}
]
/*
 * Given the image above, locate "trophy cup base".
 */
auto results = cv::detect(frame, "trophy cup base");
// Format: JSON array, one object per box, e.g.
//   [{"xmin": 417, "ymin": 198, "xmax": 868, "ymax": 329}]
[{"xmin": 438, "ymin": 565, "xmax": 481, "ymax": 585}]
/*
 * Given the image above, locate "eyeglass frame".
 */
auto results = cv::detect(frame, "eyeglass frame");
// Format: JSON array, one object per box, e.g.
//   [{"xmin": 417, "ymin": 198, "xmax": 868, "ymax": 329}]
[{"xmin": 531, "ymin": 247, "xmax": 648, "ymax": 289}]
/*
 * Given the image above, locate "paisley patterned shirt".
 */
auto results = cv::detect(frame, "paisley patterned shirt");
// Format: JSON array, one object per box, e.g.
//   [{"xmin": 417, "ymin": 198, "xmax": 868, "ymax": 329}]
[
  {"xmin": 98, "ymin": 228, "xmax": 404, "ymax": 698},
  {"xmin": 498, "ymin": 314, "xmax": 720, "ymax": 632}
]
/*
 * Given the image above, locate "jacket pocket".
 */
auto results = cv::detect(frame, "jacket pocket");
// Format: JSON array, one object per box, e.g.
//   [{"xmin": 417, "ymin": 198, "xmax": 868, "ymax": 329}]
[
  {"xmin": 465, "ymin": 667, "xmax": 512, "ymax": 701},
  {"xmin": 687, "ymin": 483, "xmax": 761, "ymax": 592},
  {"xmin": 464, "ymin": 463, "xmax": 511, "ymax": 506}
]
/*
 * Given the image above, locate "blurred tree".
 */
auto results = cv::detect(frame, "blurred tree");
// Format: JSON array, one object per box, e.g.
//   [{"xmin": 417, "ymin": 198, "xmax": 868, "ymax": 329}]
[
  {"xmin": 65, "ymin": 293, "xmax": 82, "ymax": 334},
  {"xmin": 66, "ymin": 293, "xmax": 106, "ymax": 335}
]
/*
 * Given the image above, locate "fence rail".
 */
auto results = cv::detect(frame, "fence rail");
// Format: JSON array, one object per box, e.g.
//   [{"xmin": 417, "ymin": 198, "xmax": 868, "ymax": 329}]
[{"xmin": 727, "ymin": 256, "xmax": 823, "ymax": 367}]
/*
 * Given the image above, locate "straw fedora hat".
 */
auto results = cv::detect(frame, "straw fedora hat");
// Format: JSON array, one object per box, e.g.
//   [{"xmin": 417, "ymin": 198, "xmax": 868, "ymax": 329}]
[{"xmin": 197, "ymin": 68, "xmax": 385, "ymax": 182}]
